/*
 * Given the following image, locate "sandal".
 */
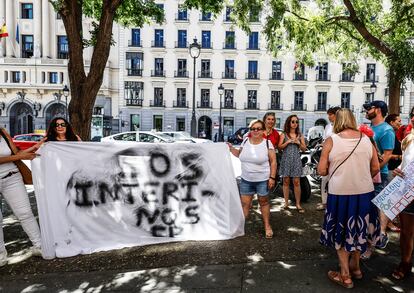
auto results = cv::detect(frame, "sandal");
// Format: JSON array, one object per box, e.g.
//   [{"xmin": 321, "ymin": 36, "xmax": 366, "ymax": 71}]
[
  {"xmin": 360, "ymin": 247, "xmax": 373, "ymax": 260},
  {"xmin": 265, "ymin": 228, "xmax": 273, "ymax": 239},
  {"xmin": 283, "ymin": 205, "xmax": 289, "ymax": 210},
  {"xmin": 392, "ymin": 262, "xmax": 412, "ymax": 280},
  {"xmin": 327, "ymin": 271, "xmax": 354, "ymax": 289},
  {"xmin": 316, "ymin": 204, "xmax": 326, "ymax": 211},
  {"xmin": 351, "ymin": 270, "xmax": 363, "ymax": 280},
  {"xmin": 296, "ymin": 207, "xmax": 305, "ymax": 213}
]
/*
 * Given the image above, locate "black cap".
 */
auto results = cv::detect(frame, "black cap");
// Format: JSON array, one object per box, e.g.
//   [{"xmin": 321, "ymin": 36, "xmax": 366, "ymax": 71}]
[{"xmin": 362, "ymin": 100, "xmax": 388, "ymax": 115}]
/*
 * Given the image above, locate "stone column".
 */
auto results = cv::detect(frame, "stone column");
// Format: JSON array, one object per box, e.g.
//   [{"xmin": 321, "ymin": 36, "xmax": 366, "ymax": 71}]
[
  {"xmin": 5, "ymin": 0, "xmax": 14, "ymax": 57},
  {"xmin": 34, "ymin": 0, "xmax": 41, "ymax": 58},
  {"xmin": 41, "ymin": 0, "xmax": 50, "ymax": 57}
]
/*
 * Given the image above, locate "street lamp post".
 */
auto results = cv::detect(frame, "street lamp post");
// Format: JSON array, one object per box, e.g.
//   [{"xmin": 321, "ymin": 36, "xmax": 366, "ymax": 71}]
[
  {"xmin": 62, "ymin": 85, "xmax": 69, "ymax": 121},
  {"xmin": 218, "ymin": 83, "xmax": 224, "ymax": 142},
  {"xmin": 189, "ymin": 38, "xmax": 201, "ymax": 137}
]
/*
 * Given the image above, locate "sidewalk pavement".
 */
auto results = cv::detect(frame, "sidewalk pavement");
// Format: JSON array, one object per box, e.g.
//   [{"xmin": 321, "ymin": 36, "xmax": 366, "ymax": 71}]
[{"xmin": 0, "ymin": 255, "xmax": 412, "ymax": 292}]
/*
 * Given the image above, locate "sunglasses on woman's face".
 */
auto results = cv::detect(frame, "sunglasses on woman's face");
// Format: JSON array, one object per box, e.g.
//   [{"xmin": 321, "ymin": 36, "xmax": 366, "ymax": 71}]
[
  {"xmin": 55, "ymin": 123, "xmax": 67, "ymax": 128},
  {"xmin": 250, "ymin": 127, "xmax": 263, "ymax": 131},
  {"xmin": 291, "ymin": 120, "xmax": 299, "ymax": 124}
]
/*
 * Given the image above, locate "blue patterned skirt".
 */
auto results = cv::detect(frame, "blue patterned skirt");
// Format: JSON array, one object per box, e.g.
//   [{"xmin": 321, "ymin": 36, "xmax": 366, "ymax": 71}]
[{"xmin": 319, "ymin": 191, "xmax": 380, "ymax": 253}]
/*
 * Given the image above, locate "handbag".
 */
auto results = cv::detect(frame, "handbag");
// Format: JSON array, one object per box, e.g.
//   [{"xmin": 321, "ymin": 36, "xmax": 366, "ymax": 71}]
[
  {"xmin": 0, "ymin": 128, "xmax": 33, "ymax": 185},
  {"xmin": 324, "ymin": 132, "xmax": 362, "ymax": 193}
]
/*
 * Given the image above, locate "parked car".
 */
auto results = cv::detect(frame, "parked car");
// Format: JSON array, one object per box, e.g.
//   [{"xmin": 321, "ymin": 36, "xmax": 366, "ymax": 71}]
[
  {"xmin": 101, "ymin": 131, "xmax": 175, "ymax": 143},
  {"xmin": 160, "ymin": 131, "xmax": 211, "ymax": 143},
  {"xmin": 227, "ymin": 127, "xmax": 249, "ymax": 145},
  {"xmin": 12, "ymin": 133, "xmax": 45, "ymax": 150}
]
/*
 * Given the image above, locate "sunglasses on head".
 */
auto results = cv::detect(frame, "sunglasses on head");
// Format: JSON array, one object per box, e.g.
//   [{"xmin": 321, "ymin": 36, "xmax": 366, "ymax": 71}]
[
  {"xmin": 250, "ymin": 127, "xmax": 263, "ymax": 131},
  {"xmin": 291, "ymin": 120, "xmax": 299, "ymax": 124},
  {"xmin": 55, "ymin": 123, "xmax": 67, "ymax": 128}
]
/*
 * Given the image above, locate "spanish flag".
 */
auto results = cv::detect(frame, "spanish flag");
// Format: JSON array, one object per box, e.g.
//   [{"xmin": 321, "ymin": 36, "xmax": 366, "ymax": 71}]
[{"xmin": 0, "ymin": 23, "xmax": 8, "ymax": 38}]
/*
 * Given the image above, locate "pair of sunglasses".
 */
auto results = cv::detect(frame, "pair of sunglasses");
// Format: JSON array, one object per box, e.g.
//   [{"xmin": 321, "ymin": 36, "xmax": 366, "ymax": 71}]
[
  {"xmin": 250, "ymin": 127, "xmax": 263, "ymax": 131},
  {"xmin": 55, "ymin": 123, "xmax": 67, "ymax": 128}
]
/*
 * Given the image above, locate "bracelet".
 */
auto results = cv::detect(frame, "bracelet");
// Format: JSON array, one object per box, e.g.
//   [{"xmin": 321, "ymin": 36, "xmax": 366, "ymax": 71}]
[{"xmin": 269, "ymin": 177, "xmax": 276, "ymax": 180}]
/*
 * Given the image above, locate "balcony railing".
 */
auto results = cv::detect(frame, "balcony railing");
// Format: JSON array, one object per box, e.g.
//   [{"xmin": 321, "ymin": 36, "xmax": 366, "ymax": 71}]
[
  {"xmin": 246, "ymin": 72, "xmax": 260, "ymax": 80},
  {"xmin": 57, "ymin": 52, "xmax": 69, "ymax": 59},
  {"xmin": 199, "ymin": 14, "xmax": 213, "ymax": 22},
  {"xmin": 151, "ymin": 70, "xmax": 166, "ymax": 77},
  {"xmin": 222, "ymin": 72, "xmax": 236, "ymax": 79},
  {"xmin": 175, "ymin": 41, "xmax": 188, "ymax": 48},
  {"xmin": 198, "ymin": 71, "xmax": 212, "ymax": 78},
  {"xmin": 314, "ymin": 104, "xmax": 328, "ymax": 112},
  {"xmin": 268, "ymin": 103, "xmax": 283, "ymax": 110},
  {"xmin": 127, "ymin": 68, "xmax": 143, "ymax": 76},
  {"xmin": 293, "ymin": 73, "xmax": 308, "ymax": 81},
  {"xmin": 175, "ymin": 13, "xmax": 189, "ymax": 22},
  {"xmin": 246, "ymin": 43, "xmax": 259, "ymax": 50},
  {"xmin": 269, "ymin": 73, "xmax": 284, "ymax": 80},
  {"xmin": 197, "ymin": 101, "xmax": 213, "ymax": 108},
  {"xmin": 340, "ymin": 74, "xmax": 355, "ymax": 82},
  {"xmin": 316, "ymin": 74, "xmax": 331, "ymax": 81},
  {"xmin": 151, "ymin": 40, "xmax": 166, "ymax": 48},
  {"xmin": 128, "ymin": 40, "xmax": 142, "ymax": 47},
  {"xmin": 173, "ymin": 100, "xmax": 189, "ymax": 108},
  {"xmin": 174, "ymin": 70, "xmax": 189, "ymax": 78},
  {"xmin": 223, "ymin": 42, "xmax": 236, "ymax": 49},
  {"xmin": 21, "ymin": 50, "xmax": 33, "ymax": 58},
  {"xmin": 126, "ymin": 99, "xmax": 143, "ymax": 106},
  {"xmin": 201, "ymin": 42, "xmax": 213, "ymax": 49},
  {"xmin": 222, "ymin": 102, "xmax": 236, "ymax": 109},
  {"xmin": 364, "ymin": 75, "xmax": 379, "ymax": 82},
  {"xmin": 291, "ymin": 104, "xmax": 307, "ymax": 111},
  {"xmin": 150, "ymin": 100, "xmax": 166, "ymax": 107},
  {"xmin": 244, "ymin": 102, "xmax": 260, "ymax": 110}
]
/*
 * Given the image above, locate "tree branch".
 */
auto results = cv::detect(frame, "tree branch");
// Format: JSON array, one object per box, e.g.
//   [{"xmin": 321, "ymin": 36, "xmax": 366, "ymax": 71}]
[
  {"xmin": 343, "ymin": 0, "xmax": 392, "ymax": 56},
  {"xmin": 286, "ymin": 9, "xmax": 309, "ymax": 21}
]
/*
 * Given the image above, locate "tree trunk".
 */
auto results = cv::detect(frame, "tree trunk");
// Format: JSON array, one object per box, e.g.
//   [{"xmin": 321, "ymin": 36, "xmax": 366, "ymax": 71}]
[{"xmin": 388, "ymin": 63, "xmax": 401, "ymax": 115}]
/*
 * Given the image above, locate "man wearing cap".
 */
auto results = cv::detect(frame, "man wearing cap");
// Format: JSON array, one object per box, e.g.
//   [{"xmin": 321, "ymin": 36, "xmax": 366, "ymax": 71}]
[{"xmin": 363, "ymin": 100, "xmax": 395, "ymax": 251}]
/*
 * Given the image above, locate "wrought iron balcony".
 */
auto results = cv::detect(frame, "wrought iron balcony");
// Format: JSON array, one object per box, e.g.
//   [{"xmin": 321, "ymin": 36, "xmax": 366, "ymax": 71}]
[
  {"xmin": 268, "ymin": 103, "xmax": 283, "ymax": 110},
  {"xmin": 364, "ymin": 75, "xmax": 379, "ymax": 82},
  {"xmin": 269, "ymin": 73, "xmax": 284, "ymax": 80},
  {"xmin": 173, "ymin": 100, "xmax": 189, "ymax": 108},
  {"xmin": 126, "ymin": 99, "xmax": 143, "ymax": 107},
  {"xmin": 127, "ymin": 68, "xmax": 143, "ymax": 76},
  {"xmin": 175, "ymin": 13, "xmax": 189, "ymax": 22},
  {"xmin": 201, "ymin": 42, "xmax": 213, "ymax": 49},
  {"xmin": 175, "ymin": 41, "xmax": 189, "ymax": 48},
  {"xmin": 151, "ymin": 40, "xmax": 166, "ymax": 48},
  {"xmin": 246, "ymin": 42, "xmax": 259, "ymax": 50},
  {"xmin": 222, "ymin": 101, "xmax": 236, "ymax": 109},
  {"xmin": 150, "ymin": 100, "xmax": 166, "ymax": 107},
  {"xmin": 340, "ymin": 74, "xmax": 355, "ymax": 82},
  {"xmin": 246, "ymin": 72, "xmax": 260, "ymax": 80},
  {"xmin": 316, "ymin": 74, "xmax": 331, "ymax": 81},
  {"xmin": 244, "ymin": 102, "xmax": 260, "ymax": 110},
  {"xmin": 222, "ymin": 72, "xmax": 236, "ymax": 79},
  {"xmin": 151, "ymin": 70, "xmax": 166, "ymax": 77},
  {"xmin": 293, "ymin": 73, "xmax": 308, "ymax": 81},
  {"xmin": 128, "ymin": 40, "xmax": 142, "ymax": 47},
  {"xmin": 174, "ymin": 70, "xmax": 189, "ymax": 78},
  {"xmin": 198, "ymin": 71, "xmax": 212, "ymax": 78},
  {"xmin": 314, "ymin": 104, "xmax": 328, "ymax": 112},
  {"xmin": 291, "ymin": 104, "xmax": 307, "ymax": 111},
  {"xmin": 223, "ymin": 42, "xmax": 236, "ymax": 50},
  {"xmin": 197, "ymin": 101, "xmax": 213, "ymax": 108}
]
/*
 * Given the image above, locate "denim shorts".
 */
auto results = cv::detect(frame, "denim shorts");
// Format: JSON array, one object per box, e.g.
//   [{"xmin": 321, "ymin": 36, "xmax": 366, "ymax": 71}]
[{"xmin": 239, "ymin": 178, "xmax": 268, "ymax": 196}]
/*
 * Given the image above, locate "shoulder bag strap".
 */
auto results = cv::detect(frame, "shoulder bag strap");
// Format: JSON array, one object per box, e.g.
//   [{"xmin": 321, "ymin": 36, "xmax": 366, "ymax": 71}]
[
  {"xmin": 327, "ymin": 132, "xmax": 363, "ymax": 182},
  {"xmin": 0, "ymin": 128, "xmax": 15, "ymax": 154}
]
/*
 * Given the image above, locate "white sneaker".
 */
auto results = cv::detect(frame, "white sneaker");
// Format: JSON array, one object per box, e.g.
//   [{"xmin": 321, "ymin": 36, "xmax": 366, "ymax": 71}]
[
  {"xmin": 0, "ymin": 250, "xmax": 7, "ymax": 266},
  {"xmin": 30, "ymin": 246, "xmax": 42, "ymax": 257}
]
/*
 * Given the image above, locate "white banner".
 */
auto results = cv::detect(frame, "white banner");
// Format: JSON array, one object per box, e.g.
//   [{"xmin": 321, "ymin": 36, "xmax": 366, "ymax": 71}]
[
  {"xmin": 32, "ymin": 142, "xmax": 244, "ymax": 259},
  {"xmin": 372, "ymin": 160, "xmax": 414, "ymax": 220}
]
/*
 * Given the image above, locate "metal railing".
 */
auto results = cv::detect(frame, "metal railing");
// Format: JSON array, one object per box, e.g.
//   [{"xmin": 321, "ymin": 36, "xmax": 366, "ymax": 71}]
[
  {"xmin": 222, "ymin": 72, "xmax": 236, "ymax": 79},
  {"xmin": 174, "ymin": 70, "xmax": 189, "ymax": 78},
  {"xmin": 244, "ymin": 102, "xmax": 260, "ymax": 110},
  {"xmin": 198, "ymin": 71, "xmax": 212, "ymax": 78},
  {"xmin": 197, "ymin": 101, "xmax": 213, "ymax": 108},
  {"xmin": 151, "ymin": 70, "xmax": 166, "ymax": 77},
  {"xmin": 150, "ymin": 100, "xmax": 166, "ymax": 107},
  {"xmin": 126, "ymin": 99, "xmax": 143, "ymax": 106},
  {"xmin": 291, "ymin": 104, "xmax": 307, "ymax": 111},
  {"xmin": 173, "ymin": 100, "xmax": 189, "ymax": 108},
  {"xmin": 268, "ymin": 103, "xmax": 283, "ymax": 110},
  {"xmin": 127, "ymin": 68, "xmax": 143, "ymax": 76}
]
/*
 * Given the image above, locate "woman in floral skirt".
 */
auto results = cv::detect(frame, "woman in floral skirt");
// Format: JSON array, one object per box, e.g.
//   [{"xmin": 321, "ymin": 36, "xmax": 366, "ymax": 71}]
[{"xmin": 318, "ymin": 108, "xmax": 380, "ymax": 289}]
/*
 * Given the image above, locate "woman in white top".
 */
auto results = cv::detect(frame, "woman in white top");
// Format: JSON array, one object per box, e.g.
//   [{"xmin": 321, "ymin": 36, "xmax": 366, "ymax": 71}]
[
  {"xmin": 391, "ymin": 107, "xmax": 414, "ymax": 280},
  {"xmin": 0, "ymin": 128, "xmax": 45, "ymax": 266},
  {"xmin": 317, "ymin": 108, "xmax": 380, "ymax": 289},
  {"xmin": 228, "ymin": 119, "xmax": 277, "ymax": 239}
]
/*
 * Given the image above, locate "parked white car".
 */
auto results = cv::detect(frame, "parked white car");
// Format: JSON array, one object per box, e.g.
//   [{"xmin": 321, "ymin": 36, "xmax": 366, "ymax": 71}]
[
  {"xmin": 101, "ymin": 131, "xmax": 175, "ymax": 143},
  {"xmin": 160, "ymin": 131, "xmax": 212, "ymax": 143}
]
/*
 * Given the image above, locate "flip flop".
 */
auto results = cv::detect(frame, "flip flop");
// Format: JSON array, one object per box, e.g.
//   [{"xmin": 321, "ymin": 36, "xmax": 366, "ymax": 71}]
[
  {"xmin": 327, "ymin": 271, "xmax": 354, "ymax": 289},
  {"xmin": 297, "ymin": 207, "xmax": 305, "ymax": 213},
  {"xmin": 265, "ymin": 228, "xmax": 273, "ymax": 239}
]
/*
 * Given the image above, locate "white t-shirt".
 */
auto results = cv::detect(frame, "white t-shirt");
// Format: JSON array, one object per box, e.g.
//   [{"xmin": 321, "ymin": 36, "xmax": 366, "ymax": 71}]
[
  {"xmin": 239, "ymin": 138, "xmax": 274, "ymax": 182},
  {"xmin": 401, "ymin": 140, "xmax": 414, "ymax": 170},
  {"xmin": 323, "ymin": 123, "xmax": 333, "ymax": 140},
  {"xmin": 0, "ymin": 136, "xmax": 18, "ymax": 178}
]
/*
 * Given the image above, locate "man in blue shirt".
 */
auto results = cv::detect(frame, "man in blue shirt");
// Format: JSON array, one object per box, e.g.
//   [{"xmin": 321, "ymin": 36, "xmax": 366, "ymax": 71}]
[{"xmin": 363, "ymin": 100, "xmax": 395, "ymax": 251}]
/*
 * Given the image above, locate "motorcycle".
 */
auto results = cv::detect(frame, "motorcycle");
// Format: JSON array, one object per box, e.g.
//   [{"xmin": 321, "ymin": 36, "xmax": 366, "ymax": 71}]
[{"xmin": 302, "ymin": 137, "xmax": 323, "ymax": 183}]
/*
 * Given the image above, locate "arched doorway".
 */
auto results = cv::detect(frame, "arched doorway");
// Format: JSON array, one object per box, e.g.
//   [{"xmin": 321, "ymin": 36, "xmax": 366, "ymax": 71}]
[
  {"xmin": 45, "ymin": 103, "xmax": 66, "ymax": 129},
  {"xmin": 198, "ymin": 116, "xmax": 212, "ymax": 140},
  {"xmin": 9, "ymin": 102, "xmax": 34, "ymax": 136}
]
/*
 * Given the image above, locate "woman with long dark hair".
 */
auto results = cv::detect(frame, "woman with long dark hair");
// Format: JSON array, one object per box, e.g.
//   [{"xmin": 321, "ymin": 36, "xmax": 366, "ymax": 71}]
[
  {"xmin": 278, "ymin": 115, "xmax": 306, "ymax": 212},
  {"xmin": 46, "ymin": 117, "xmax": 81, "ymax": 141}
]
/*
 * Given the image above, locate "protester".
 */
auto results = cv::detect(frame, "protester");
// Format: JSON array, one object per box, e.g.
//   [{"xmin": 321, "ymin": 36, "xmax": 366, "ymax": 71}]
[
  {"xmin": 363, "ymin": 101, "xmax": 395, "ymax": 250},
  {"xmin": 278, "ymin": 115, "xmax": 306, "ymax": 212},
  {"xmin": 46, "ymin": 117, "xmax": 81, "ymax": 141},
  {"xmin": 391, "ymin": 107, "xmax": 414, "ymax": 280},
  {"xmin": 318, "ymin": 108, "xmax": 380, "ymax": 289},
  {"xmin": 0, "ymin": 128, "xmax": 45, "ymax": 266},
  {"xmin": 317, "ymin": 106, "xmax": 340, "ymax": 211},
  {"xmin": 262, "ymin": 112, "xmax": 280, "ymax": 149},
  {"xmin": 227, "ymin": 119, "xmax": 277, "ymax": 238},
  {"xmin": 385, "ymin": 114, "xmax": 402, "ymax": 232}
]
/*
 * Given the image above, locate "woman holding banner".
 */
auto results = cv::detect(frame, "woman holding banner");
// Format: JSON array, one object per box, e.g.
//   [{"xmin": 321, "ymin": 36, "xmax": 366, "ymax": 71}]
[
  {"xmin": 391, "ymin": 107, "xmax": 414, "ymax": 280},
  {"xmin": 318, "ymin": 109, "xmax": 380, "ymax": 289},
  {"xmin": 228, "ymin": 119, "xmax": 277, "ymax": 239},
  {"xmin": 0, "ymin": 128, "xmax": 44, "ymax": 266},
  {"xmin": 46, "ymin": 117, "xmax": 81, "ymax": 142}
]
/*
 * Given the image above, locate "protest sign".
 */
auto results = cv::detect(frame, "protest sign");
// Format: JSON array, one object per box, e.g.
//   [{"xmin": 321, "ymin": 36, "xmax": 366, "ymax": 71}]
[
  {"xmin": 32, "ymin": 142, "xmax": 244, "ymax": 259},
  {"xmin": 372, "ymin": 160, "xmax": 414, "ymax": 220}
]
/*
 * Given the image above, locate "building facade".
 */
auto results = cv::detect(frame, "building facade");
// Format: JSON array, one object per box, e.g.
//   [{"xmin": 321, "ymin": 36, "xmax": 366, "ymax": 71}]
[
  {"xmin": 118, "ymin": 1, "xmax": 413, "ymax": 140},
  {"xmin": 0, "ymin": 0, "xmax": 119, "ymax": 137}
]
